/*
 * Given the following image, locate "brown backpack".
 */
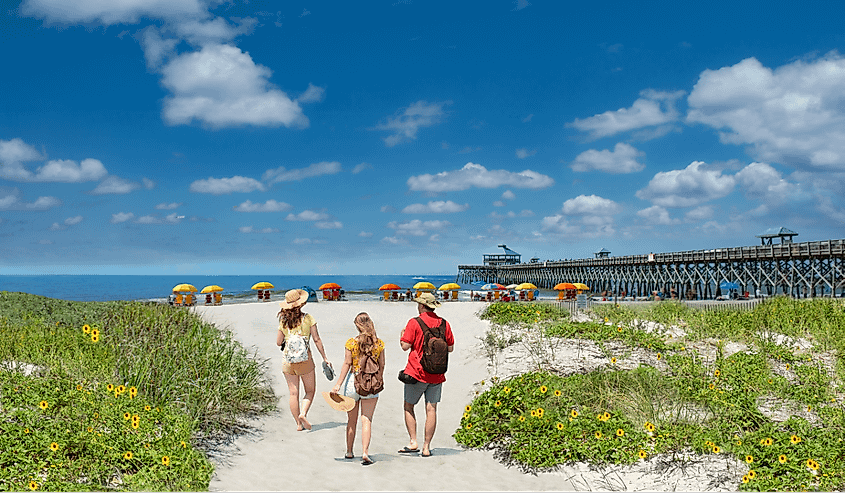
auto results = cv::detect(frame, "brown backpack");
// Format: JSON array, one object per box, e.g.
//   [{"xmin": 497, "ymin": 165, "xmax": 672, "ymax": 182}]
[
  {"xmin": 415, "ymin": 317, "xmax": 449, "ymax": 374},
  {"xmin": 354, "ymin": 339, "xmax": 384, "ymax": 396}
]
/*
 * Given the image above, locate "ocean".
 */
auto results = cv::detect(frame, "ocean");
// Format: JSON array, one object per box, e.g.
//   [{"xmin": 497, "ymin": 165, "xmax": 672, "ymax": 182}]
[{"xmin": 0, "ymin": 274, "xmax": 468, "ymax": 303}]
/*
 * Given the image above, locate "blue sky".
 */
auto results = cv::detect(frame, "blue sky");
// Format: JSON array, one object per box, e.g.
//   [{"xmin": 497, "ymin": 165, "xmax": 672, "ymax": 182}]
[{"xmin": 2, "ymin": 0, "xmax": 845, "ymax": 275}]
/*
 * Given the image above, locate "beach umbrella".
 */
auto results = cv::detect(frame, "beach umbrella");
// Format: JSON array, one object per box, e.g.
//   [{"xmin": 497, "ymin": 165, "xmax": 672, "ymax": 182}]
[
  {"xmin": 573, "ymin": 283, "xmax": 590, "ymax": 290},
  {"xmin": 438, "ymin": 282, "xmax": 461, "ymax": 291},
  {"xmin": 413, "ymin": 281, "xmax": 436, "ymax": 290},
  {"xmin": 379, "ymin": 283, "xmax": 402, "ymax": 290},
  {"xmin": 172, "ymin": 283, "xmax": 197, "ymax": 292},
  {"xmin": 480, "ymin": 283, "xmax": 505, "ymax": 290},
  {"xmin": 200, "ymin": 285, "xmax": 223, "ymax": 294},
  {"xmin": 251, "ymin": 281, "xmax": 274, "ymax": 290},
  {"xmin": 505, "ymin": 284, "xmax": 518, "ymax": 289},
  {"xmin": 319, "ymin": 282, "xmax": 342, "ymax": 290},
  {"xmin": 553, "ymin": 282, "xmax": 576, "ymax": 290},
  {"xmin": 515, "ymin": 282, "xmax": 537, "ymax": 290}
]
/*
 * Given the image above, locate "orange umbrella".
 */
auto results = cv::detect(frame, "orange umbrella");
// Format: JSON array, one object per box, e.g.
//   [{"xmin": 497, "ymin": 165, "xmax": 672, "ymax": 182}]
[
  {"xmin": 319, "ymin": 282, "xmax": 341, "ymax": 290},
  {"xmin": 553, "ymin": 282, "xmax": 576, "ymax": 290},
  {"xmin": 379, "ymin": 283, "xmax": 402, "ymax": 290}
]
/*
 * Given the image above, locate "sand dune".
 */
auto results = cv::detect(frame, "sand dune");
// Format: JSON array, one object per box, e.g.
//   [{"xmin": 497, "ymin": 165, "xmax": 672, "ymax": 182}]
[{"xmin": 193, "ymin": 300, "xmax": 742, "ymax": 492}]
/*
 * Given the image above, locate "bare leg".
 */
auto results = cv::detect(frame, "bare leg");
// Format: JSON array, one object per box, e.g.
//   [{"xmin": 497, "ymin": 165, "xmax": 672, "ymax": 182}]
[
  {"xmin": 345, "ymin": 401, "xmax": 359, "ymax": 458},
  {"xmin": 359, "ymin": 397, "xmax": 378, "ymax": 460},
  {"xmin": 422, "ymin": 402, "xmax": 437, "ymax": 455},
  {"xmin": 403, "ymin": 400, "xmax": 418, "ymax": 450},
  {"xmin": 283, "ymin": 372, "xmax": 303, "ymax": 431},
  {"xmin": 299, "ymin": 369, "xmax": 316, "ymax": 430}
]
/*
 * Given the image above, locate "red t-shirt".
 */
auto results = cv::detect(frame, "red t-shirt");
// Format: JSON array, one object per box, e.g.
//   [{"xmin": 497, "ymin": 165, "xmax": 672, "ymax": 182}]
[{"xmin": 401, "ymin": 311, "xmax": 455, "ymax": 384}]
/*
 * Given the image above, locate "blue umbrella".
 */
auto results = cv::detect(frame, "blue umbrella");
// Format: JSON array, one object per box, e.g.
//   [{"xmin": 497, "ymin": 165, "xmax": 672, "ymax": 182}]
[{"xmin": 720, "ymin": 281, "xmax": 740, "ymax": 290}]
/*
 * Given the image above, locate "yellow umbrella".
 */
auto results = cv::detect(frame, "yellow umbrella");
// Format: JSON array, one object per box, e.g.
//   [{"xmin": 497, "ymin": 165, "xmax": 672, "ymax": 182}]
[
  {"xmin": 172, "ymin": 283, "xmax": 197, "ymax": 292},
  {"xmin": 251, "ymin": 282, "xmax": 274, "ymax": 290},
  {"xmin": 573, "ymin": 283, "xmax": 590, "ymax": 290},
  {"xmin": 515, "ymin": 282, "xmax": 537, "ymax": 290},
  {"xmin": 438, "ymin": 282, "xmax": 461, "ymax": 291},
  {"xmin": 413, "ymin": 281, "xmax": 436, "ymax": 290},
  {"xmin": 200, "ymin": 285, "xmax": 223, "ymax": 294},
  {"xmin": 553, "ymin": 282, "xmax": 576, "ymax": 290}
]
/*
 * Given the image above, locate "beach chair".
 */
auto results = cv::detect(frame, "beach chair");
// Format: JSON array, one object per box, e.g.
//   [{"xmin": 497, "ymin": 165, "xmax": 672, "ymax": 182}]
[
  {"xmin": 257, "ymin": 290, "xmax": 263, "ymax": 301},
  {"xmin": 205, "ymin": 294, "xmax": 212, "ymax": 305},
  {"xmin": 452, "ymin": 291, "xmax": 458, "ymax": 301},
  {"xmin": 519, "ymin": 291, "xmax": 526, "ymax": 301},
  {"xmin": 485, "ymin": 292, "xmax": 492, "ymax": 302},
  {"xmin": 185, "ymin": 294, "xmax": 194, "ymax": 306},
  {"xmin": 383, "ymin": 291, "xmax": 390, "ymax": 301},
  {"xmin": 557, "ymin": 291, "xmax": 565, "ymax": 301},
  {"xmin": 214, "ymin": 293, "xmax": 222, "ymax": 305},
  {"xmin": 263, "ymin": 291, "xmax": 270, "ymax": 301},
  {"xmin": 175, "ymin": 293, "xmax": 183, "ymax": 306},
  {"xmin": 527, "ymin": 290, "xmax": 535, "ymax": 301},
  {"xmin": 493, "ymin": 291, "xmax": 501, "ymax": 301}
]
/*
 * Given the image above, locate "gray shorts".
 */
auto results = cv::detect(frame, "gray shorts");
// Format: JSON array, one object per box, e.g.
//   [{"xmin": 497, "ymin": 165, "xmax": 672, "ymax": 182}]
[{"xmin": 404, "ymin": 380, "xmax": 442, "ymax": 405}]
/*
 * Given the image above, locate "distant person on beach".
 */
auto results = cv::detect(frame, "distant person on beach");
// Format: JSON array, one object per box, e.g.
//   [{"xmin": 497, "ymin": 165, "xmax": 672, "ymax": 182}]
[
  {"xmin": 330, "ymin": 312, "xmax": 385, "ymax": 465},
  {"xmin": 168, "ymin": 291, "xmax": 176, "ymax": 305},
  {"xmin": 399, "ymin": 292, "xmax": 455, "ymax": 457},
  {"xmin": 276, "ymin": 289, "xmax": 331, "ymax": 431}
]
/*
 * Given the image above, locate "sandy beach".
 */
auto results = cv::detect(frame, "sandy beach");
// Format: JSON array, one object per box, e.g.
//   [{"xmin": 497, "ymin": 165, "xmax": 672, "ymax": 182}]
[{"xmin": 193, "ymin": 300, "xmax": 744, "ymax": 492}]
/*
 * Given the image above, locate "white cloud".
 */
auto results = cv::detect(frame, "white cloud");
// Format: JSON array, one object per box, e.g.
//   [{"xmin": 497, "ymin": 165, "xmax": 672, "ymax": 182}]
[
  {"xmin": 571, "ymin": 142, "xmax": 645, "ymax": 173},
  {"xmin": 142, "ymin": 177, "xmax": 155, "ymax": 189},
  {"xmin": 561, "ymin": 195, "xmax": 622, "ymax": 216},
  {"xmin": 568, "ymin": 89, "xmax": 685, "ymax": 140},
  {"xmin": 540, "ymin": 215, "xmax": 577, "ymax": 234},
  {"xmin": 352, "ymin": 162, "xmax": 372, "ymax": 174},
  {"xmin": 155, "ymin": 202, "xmax": 182, "ymax": 210},
  {"xmin": 401, "ymin": 200, "xmax": 469, "ymax": 214},
  {"xmin": 407, "ymin": 162, "xmax": 554, "ymax": 192},
  {"xmin": 111, "ymin": 212, "xmax": 135, "ymax": 224},
  {"xmin": 0, "ymin": 138, "xmax": 44, "ymax": 180},
  {"xmin": 636, "ymin": 205, "xmax": 679, "ymax": 225},
  {"xmin": 315, "ymin": 221, "xmax": 343, "ymax": 229},
  {"xmin": 387, "ymin": 219, "xmax": 450, "ymax": 236},
  {"xmin": 515, "ymin": 148, "xmax": 536, "ymax": 159},
  {"xmin": 240, "ymin": 226, "xmax": 279, "ymax": 234},
  {"xmin": 492, "ymin": 200, "xmax": 506, "ymax": 207},
  {"xmin": 160, "ymin": 44, "xmax": 314, "ymax": 129},
  {"xmin": 135, "ymin": 213, "xmax": 184, "ymax": 224},
  {"xmin": 381, "ymin": 236, "xmax": 405, "ymax": 245},
  {"xmin": 233, "ymin": 199, "xmax": 292, "ymax": 212},
  {"xmin": 734, "ymin": 162, "xmax": 798, "ymax": 202},
  {"xmin": 380, "ymin": 205, "xmax": 395, "ymax": 213},
  {"xmin": 0, "ymin": 188, "xmax": 61, "ymax": 210},
  {"xmin": 90, "ymin": 175, "xmax": 141, "ymax": 195},
  {"xmin": 490, "ymin": 210, "xmax": 535, "ymax": 219},
  {"xmin": 685, "ymin": 205, "xmax": 714, "ymax": 222},
  {"xmin": 816, "ymin": 195, "xmax": 845, "ymax": 222},
  {"xmin": 635, "ymin": 161, "xmax": 735, "ymax": 208},
  {"xmin": 33, "ymin": 158, "xmax": 107, "ymax": 183},
  {"xmin": 296, "ymin": 83, "xmax": 325, "ymax": 104},
  {"xmin": 141, "ymin": 27, "xmax": 180, "ymax": 69},
  {"xmin": 687, "ymin": 54, "xmax": 845, "ymax": 169},
  {"xmin": 20, "ymin": 0, "xmax": 206, "ymax": 24},
  {"xmin": 50, "ymin": 215, "xmax": 83, "ymax": 231},
  {"xmin": 286, "ymin": 210, "xmax": 330, "ymax": 221},
  {"xmin": 372, "ymin": 100, "xmax": 450, "ymax": 147},
  {"xmin": 501, "ymin": 190, "xmax": 516, "ymax": 200},
  {"xmin": 263, "ymin": 161, "xmax": 341, "ymax": 184},
  {"xmin": 190, "ymin": 176, "xmax": 266, "ymax": 194},
  {"xmin": 358, "ymin": 231, "xmax": 373, "ymax": 238}
]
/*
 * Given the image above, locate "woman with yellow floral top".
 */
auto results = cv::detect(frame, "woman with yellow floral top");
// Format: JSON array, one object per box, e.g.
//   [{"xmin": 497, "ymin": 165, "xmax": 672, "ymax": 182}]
[{"xmin": 330, "ymin": 312, "xmax": 385, "ymax": 465}]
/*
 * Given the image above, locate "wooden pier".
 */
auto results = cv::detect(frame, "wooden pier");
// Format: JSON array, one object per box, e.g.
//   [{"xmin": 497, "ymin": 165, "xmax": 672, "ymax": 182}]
[{"xmin": 457, "ymin": 239, "xmax": 845, "ymax": 299}]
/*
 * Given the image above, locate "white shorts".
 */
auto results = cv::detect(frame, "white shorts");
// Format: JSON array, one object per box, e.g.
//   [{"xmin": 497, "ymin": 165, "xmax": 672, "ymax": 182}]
[{"xmin": 340, "ymin": 370, "xmax": 379, "ymax": 401}]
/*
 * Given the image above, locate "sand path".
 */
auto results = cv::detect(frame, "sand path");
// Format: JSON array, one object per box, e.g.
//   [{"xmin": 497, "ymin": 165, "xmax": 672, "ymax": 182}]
[{"xmin": 193, "ymin": 300, "xmax": 573, "ymax": 492}]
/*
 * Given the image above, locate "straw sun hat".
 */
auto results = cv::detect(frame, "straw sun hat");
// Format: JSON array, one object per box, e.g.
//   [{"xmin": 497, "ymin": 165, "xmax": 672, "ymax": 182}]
[
  {"xmin": 321, "ymin": 391, "xmax": 355, "ymax": 412},
  {"xmin": 414, "ymin": 291, "xmax": 441, "ymax": 309},
  {"xmin": 278, "ymin": 289, "xmax": 309, "ymax": 309}
]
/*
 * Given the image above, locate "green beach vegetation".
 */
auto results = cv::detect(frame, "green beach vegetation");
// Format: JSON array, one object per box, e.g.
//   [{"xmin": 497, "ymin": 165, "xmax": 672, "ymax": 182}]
[
  {"xmin": 0, "ymin": 292, "xmax": 275, "ymax": 491},
  {"xmin": 456, "ymin": 297, "xmax": 845, "ymax": 491}
]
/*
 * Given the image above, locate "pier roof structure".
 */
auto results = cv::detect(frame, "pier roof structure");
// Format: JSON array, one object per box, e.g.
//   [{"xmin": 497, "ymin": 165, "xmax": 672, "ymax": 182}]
[{"xmin": 757, "ymin": 227, "xmax": 798, "ymax": 245}]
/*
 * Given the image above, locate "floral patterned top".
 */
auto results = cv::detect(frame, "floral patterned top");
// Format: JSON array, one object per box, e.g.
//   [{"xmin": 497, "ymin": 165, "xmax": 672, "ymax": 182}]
[{"xmin": 345, "ymin": 337, "xmax": 385, "ymax": 373}]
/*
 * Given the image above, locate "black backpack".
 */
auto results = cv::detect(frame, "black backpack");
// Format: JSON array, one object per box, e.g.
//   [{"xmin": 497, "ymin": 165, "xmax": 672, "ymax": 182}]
[{"xmin": 415, "ymin": 317, "xmax": 448, "ymax": 374}]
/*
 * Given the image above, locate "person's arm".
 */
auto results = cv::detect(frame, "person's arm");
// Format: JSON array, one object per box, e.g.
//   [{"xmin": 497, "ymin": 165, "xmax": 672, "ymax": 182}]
[
  {"xmin": 276, "ymin": 327, "xmax": 286, "ymax": 347},
  {"xmin": 448, "ymin": 345, "xmax": 454, "ymax": 353},
  {"xmin": 331, "ymin": 347, "xmax": 353, "ymax": 393},
  {"xmin": 310, "ymin": 324, "xmax": 328, "ymax": 361},
  {"xmin": 377, "ymin": 348, "xmax": 386, "ymax": 379},
  {"xmin": 400, "ymin": 323, "xmax": 412, "ymax": 351}
]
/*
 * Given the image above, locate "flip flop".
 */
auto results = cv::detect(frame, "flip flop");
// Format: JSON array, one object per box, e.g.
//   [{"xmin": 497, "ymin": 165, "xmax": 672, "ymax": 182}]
[
  {"xmin": 361, "ymin": 456, "xmax": 374, "ymax": 466},
  {"xmin": 344, "ymin": 453, "xmax": 354, "ymax": 459},
  {"xmin": 421, "ymin": 451, "xmax": 432, "ymax": 457},
  {"xmin": 398, "ymin": 446, "xmax": 420, "ymax": 453}
]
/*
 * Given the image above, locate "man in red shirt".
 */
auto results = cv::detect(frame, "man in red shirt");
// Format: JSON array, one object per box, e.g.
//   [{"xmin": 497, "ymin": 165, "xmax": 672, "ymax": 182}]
[{"xmin": 398, "ymin": 292, "xmax": 455, "ymax": 457}]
